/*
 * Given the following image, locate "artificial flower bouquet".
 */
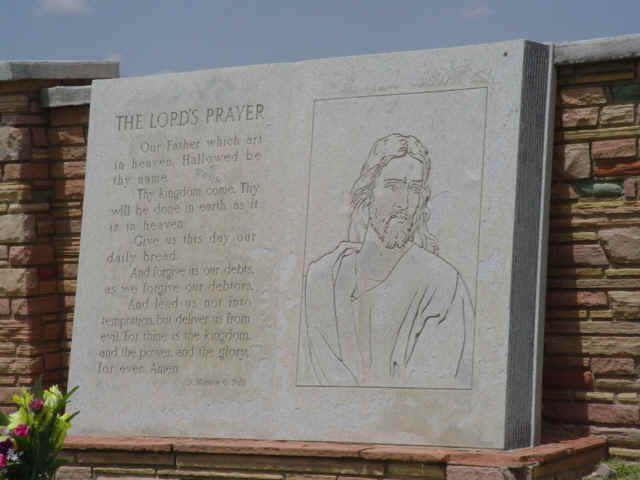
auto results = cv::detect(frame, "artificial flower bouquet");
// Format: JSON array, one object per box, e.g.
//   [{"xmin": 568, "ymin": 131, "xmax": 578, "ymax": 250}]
[{"xmin": 0, "ymin": 379, "xmax": 78, "ymax": 480}]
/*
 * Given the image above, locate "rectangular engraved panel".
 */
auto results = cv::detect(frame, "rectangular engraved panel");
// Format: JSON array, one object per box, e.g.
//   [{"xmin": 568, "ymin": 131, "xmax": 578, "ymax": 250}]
[{"xmin": 69, "ymin": 40, "xmax": 551, "ymax": 449}]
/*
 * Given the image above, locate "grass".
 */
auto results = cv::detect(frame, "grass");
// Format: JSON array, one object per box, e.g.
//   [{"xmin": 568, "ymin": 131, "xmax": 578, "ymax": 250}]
[
  {"xmin": 607, "ymin": 457, "xmax": 640, "ymax": 479},
  {"xmin": 589, "ymin": 457, "xmax": 640, "ymax": 479}
]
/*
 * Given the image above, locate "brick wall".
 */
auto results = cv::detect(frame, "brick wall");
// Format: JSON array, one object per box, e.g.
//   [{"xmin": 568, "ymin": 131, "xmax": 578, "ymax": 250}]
[
  {"xmin": 0, "ymin": 78, "xmax": 90, "ymax": 415},
  {"xmin": 543, "ymin": 59, "xmax": 640, "ymax": 460},
  {"xmin": 1, "ymin": 55, "xmax": 639, "ymax": 466}
]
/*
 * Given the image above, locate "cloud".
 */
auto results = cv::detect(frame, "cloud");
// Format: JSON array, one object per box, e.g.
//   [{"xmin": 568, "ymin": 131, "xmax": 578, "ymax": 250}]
[
  {"xmin": 462, "ymin": 6, "xmax": 493, "ymax": 18},
  {"xmin": 37, "ymin": 0, "xmax": 91, "ymax": 15}
]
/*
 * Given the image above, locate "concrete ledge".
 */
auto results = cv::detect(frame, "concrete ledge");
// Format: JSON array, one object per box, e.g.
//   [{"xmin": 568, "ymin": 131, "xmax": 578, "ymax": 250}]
[
  {"xmin": 0, "ymin": 61, "xmax": 118, "ymax": 81},
  {"xmin": 40, "ymin": 86, "xmax": 91, "ymax": 107},
  {"xmin": 63, "ymin": 435, "xmax": 606, "ymax": 467},
  {"xmin": 555, "ymin": 33, "xmax": 640, "ymax": 65}
]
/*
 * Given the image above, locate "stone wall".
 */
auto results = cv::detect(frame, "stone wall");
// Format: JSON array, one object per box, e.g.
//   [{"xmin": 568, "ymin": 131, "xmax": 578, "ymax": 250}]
[
  {"xmin": 0, "ymin": 62, "xmax": 117, "ymax": 416},
  {"xmin": 1, "ymin": 51, "xmax": 640, "ymax": 463},
  {"xmin": 543, "ymin": 58, "xmax": 640, "ymax": 460}
]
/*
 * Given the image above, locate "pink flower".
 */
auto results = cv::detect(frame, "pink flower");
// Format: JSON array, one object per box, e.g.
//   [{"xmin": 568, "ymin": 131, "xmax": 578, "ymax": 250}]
[
  {"xmin": 12, "ymin": 424, "xmax": 29, "ymax": 437},
  {"xmin": 0, "ymin": 452, "xmax": 6, "ymax": 467},
  {"xmin": 29, "ymin": 398, "xmax": 44, "ymax": 411}
]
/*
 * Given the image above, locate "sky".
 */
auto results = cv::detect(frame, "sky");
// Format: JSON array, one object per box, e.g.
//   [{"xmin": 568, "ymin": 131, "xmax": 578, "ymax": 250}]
[{"xmin": 1, "ymin": 0, "xmax": 639, "ymax": 78}]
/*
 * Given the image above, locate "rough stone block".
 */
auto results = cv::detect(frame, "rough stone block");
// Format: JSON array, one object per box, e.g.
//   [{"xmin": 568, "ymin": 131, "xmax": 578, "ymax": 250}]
[
  {"xmin": 0, "ymin": 214, "xmax": 36, "ymax": 242},
  {"xmin": 54, "ymin": 179, "xmax": 85, "ymax": 200},
  {"xmin": 11, "ymin": 295, "xmax": 59, "ymax": 315},
  {"xmin": 0, "ymin": 127, "xmax": 30, "ymax": 162},
  {"xmin": 0, "ymin": 94, "xmax": 29, "ymax": 112},
  {"xmin": 609, "ymin": 291, "xmax": 640, "ymax": 316},
  {"xmin": 591, "ymin": 138, "xmax": 637, "ymax": 159},
  {"xmin": 48, "ymin": 126, "xmax": 85, "ymax": 146},
  {"xmin": 49, "ymin": 146, "xmax": 86, "ymax": 161},
  {"xmin": 0, "ymin": 183, "xmax": 31, "ymax": 202},
  {"xmin": 546, "ymin": 291, "xmax": 608, "ymax": 307},
  {"xmin": 623, "ymin": 178, "xmax": 637, "ymax": 199},
  {"xmin": 49, "ymin": 106, "xmax": 90, "ymax": 126},
  {"xmin": 446, "ymin": 466, "xmax": 505, "ymax": 480},
  {"xmin": 554, "ymin": 143, "xmax": 591, "ymax": 179},
  {"xmin": 0, "ymin": 268, "xmax": 38, "ymax": 296},
  {"xmin": 595, "ymin": 158, "xmax": 640, "ymax": 176},
  {"xmin": 598, "ymin": 227, "xmax": 640, "ymax": 263},
  {"xmin": 591, "ymin": 357, "xmax": 636, "ymax": 375},
  {"xmin": 600, "ymin": 104, "xmax": 635, "ymax": 125},
  {"xmin": 543, "ymin": 401, "xmax": 640, "ymax": 424},
  {"xmin": 548, "ymin": 244, "xmax": 609, "ymax": 266},
  {"xmin": 9, "ymin": 245, "xmax": 55, "ymax": 265},
  {"xmin": 608, "ymin": 447, "xmax": 640, "ymax": 459},
  {"xmin": 54, "ymin": 466, "xmax": 92, "ymax": 480},
  {"xmin": 590, "ymin": 426, "xmax": 640, "ymax": 447},
  {"xmin": 560, "ymin": 107, "xmax": 599, "ymax": 128},
  {"xmin": 618, "ymin": 393, "xmax": 639, "ymax": 404},
  {"xmin": 559, "ymin": 87, "xmax": 607, "ymax": 106},
  {"xmin": 51, "ymin": 161, "xmax": 85, "ymax": 179},
  {"xmin": 0, "ymin": 298, "xmax": 9, "ymax": 315},
  {"xmin": 595, "ymin": 378, "xmax": 640, "ymax": 391},
  {"xmin": 543, "ymin": 369, "xmax": 592, "ymax": 389}
]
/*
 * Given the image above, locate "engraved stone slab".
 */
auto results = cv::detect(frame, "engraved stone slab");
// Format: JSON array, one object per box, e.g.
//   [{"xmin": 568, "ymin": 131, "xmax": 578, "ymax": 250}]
[{"xmin": 68, "ymin": 40, "xmax": 552, "ymax": 449}]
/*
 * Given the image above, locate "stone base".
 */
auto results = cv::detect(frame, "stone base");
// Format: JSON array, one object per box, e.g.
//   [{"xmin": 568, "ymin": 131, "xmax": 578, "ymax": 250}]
[{"xmin": 59, "ymin": 436, "xmax": 606, "ymax": 480}]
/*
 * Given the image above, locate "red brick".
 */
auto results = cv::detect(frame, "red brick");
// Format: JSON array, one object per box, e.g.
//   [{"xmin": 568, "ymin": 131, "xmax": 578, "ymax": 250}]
[
  {"xmin": 11, "ymin": 295, "xmax": 59, "ymax": 315},
  {"xmin": 29, "ymin": 100, "xmax": 42, "ymax": 113},
  {"xmin": 591, "ymin": 358, "xmax": 636, "ymax": 375},
  {"xmin": 9, "ymin": 245, "xmax": 54, "ymax": 265},
  {"xmin": 37, "ymin": 219, "xmax": 55, "ymax": 236},
  {"xmin": 38, "ymin": 266, "xmax": 57, "ymax": 280},
  {"xmin": 49, "ymin": 106, "xmax": 89, "ymax": 126},
  {"xmin": 547, "ymin": 291, "xmax": 608, "ymax": 307},
  {"xmin": 3, "ymin": 163, "xmax": 48, "ymax": 180},
  {"xmin": 560, "ymin": 107, "xmax": 599, "ymax": 128},
  {"xmin": 54, "ymin": 179, "xmax": 84, "ymax": 200},
  {"xmin": 544, "ymin": 369, "xmax": 593, "ymax": 389},
  {"xmin": 31, "ymin": 127, "xmax": 48, "ymax": 147},
  {"xmin": 560, "ymin": 87, "xmax": 607, "ymax": 106},
  {"xmin": 544, "ymin": 401, "xmax": 639, "ymax": 424},
  {"xmin": 548, "ymin": 244, "xmax": 609, "ymax": 266},
  {"xmin": 44, "ymin": 353, "xmax": 61, "ymax": 370},
  {"xmin": 595, "ymin": 159, "xmax": 640, "ymax": 176},
  {"xmin": 48, "ymin": 126, "xmax": 85, "ymax": 146},
  {"xmin": 50, "ymin": 161, "xmax": 85, "ymax": 179},
  {"xmin": 592, "ymin": 138, "xmax": 636, "ymax": 159},
  {"xmin": 44, "ymin": 323, "xmax": 63, "ymax": 341}
]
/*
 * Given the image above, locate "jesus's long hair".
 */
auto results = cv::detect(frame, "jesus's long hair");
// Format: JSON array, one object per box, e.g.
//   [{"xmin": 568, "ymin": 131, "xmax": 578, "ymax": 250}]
[{"xmin": 348, "ymin": 133, "xmax": 438, "ymax": 254}]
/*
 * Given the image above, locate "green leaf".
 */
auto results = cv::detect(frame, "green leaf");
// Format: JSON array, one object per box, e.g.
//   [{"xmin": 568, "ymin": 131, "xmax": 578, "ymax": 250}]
[
  {"xmin": 0, "ymin": 410, "xmax": 9, "ymax": 426},
  {"xmin": 32, "ymin": 376, "xmax": 44, "ymax": 400}
]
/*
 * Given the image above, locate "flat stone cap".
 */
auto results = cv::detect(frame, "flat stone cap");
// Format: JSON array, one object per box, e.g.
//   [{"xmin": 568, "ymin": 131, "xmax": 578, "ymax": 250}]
[
  {"xmin": 0, "ymin": 61, "xmax": 119, "ymax": 81},
  {"xmin": 555, "ymin": 33, "xmax": 640, "ymax": 65},
  {"xmin": 41, "ymin": 86, "xmax": 91, "ymax": 107}
]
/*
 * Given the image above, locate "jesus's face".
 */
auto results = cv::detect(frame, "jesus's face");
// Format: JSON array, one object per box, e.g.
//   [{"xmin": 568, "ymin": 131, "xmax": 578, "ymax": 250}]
[{"xmin": 369, "ymin": 155, "xmax": 423, "ymax": 249}]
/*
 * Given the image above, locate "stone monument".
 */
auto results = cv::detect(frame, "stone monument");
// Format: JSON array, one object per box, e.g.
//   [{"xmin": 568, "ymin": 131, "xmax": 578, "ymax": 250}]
[{"xmin": 68, "ymin": 40, "xmax": 553, "ymax": 449}]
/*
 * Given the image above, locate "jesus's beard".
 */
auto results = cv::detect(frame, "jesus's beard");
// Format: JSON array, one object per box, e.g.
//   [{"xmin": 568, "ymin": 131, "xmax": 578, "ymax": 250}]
[{"xmin": 370, "ymin": 210, "xmax": 416, "ymax": 249}]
